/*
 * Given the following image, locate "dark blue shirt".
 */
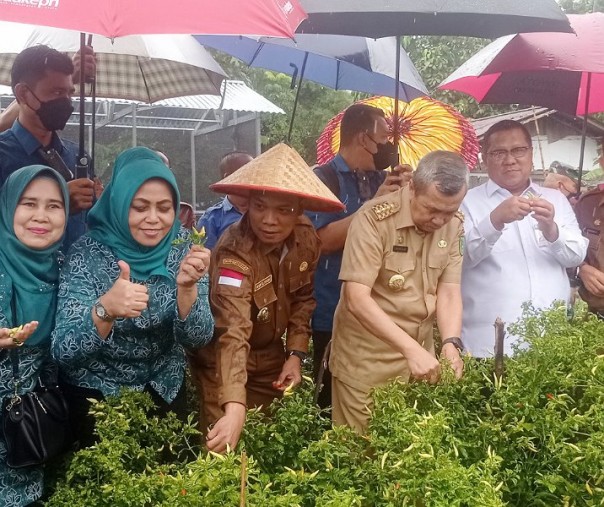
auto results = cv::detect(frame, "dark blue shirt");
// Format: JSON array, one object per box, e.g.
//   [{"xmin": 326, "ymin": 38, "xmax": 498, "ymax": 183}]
[
  {"xmin": 307, "ymin": 155, "xmax": 385, "ymax": 332},
  {"xmin": 197, "ymin": 196, "xmax": 243, "ymax": 250},
  {"xmin": 0, "ymin": 120, "xmax": 87, "ymax": 251}
]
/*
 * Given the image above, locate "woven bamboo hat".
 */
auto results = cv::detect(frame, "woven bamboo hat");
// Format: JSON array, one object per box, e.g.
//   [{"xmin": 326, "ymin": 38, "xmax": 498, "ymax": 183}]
[{"xmin": 210, "ymin": 143, "xmax": 344, "ymax": 212}]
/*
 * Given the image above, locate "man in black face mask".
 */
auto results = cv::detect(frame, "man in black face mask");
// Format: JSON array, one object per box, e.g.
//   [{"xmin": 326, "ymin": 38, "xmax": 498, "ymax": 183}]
[
  {"xmin": 0, "ymin": 45, "xmax": 96, "ymax": 250},
  {"xmin": 307, "ymin": 103, "xmax": 410, "ymax": 409}
]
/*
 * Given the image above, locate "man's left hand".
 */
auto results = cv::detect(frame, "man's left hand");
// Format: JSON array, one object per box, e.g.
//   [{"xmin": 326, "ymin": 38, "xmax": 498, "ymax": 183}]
[
  {"xmin": 67, "ymin": 178, "xmax": 95, "ymax": 214},
  {"xmin": 72, "ymin": 45, "xmax": 96, "ymax": 85},
  {"xmin": 530, "ymin": 197, "xmax": 558, "ymax": 242},
  {"xmin": 273, "ymin": 355, "xmax": 302, "ymax": 391},
  {"xmin": 441, "ymin": 343, "xmax": 464, "ymax": 379}
]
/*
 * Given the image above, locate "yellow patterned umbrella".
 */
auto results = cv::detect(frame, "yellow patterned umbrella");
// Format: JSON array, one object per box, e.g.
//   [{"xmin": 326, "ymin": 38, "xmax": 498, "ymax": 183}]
[{"xmin": 317, "ymin": 96, "xmax": 479, "ymax": 170}]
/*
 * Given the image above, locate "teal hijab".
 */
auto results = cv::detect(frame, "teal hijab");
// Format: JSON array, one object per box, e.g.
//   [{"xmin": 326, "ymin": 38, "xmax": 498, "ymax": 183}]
[
  {"xmin": 0, "ymin": 165, "xmax": 69, "ymax": 347},
  {"xmin": 87, "ymin": 147, "xmax": 181, "ymax": 281}
]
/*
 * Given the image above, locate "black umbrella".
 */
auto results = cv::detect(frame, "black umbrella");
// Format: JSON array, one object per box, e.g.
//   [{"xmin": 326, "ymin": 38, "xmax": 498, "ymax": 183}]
[
  {"xmin": 296, "ymin": 0, "xmax": 572, "ymax": 158},
  {"xmin": 296, "ymin": 0, "xmax": 573, "ymax": 39}
]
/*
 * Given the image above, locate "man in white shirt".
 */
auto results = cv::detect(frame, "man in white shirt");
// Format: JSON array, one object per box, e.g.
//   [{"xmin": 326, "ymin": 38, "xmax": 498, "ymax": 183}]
[{"xmin": 461, "ymin": 120, "xmax": 588, "ymax": 357}]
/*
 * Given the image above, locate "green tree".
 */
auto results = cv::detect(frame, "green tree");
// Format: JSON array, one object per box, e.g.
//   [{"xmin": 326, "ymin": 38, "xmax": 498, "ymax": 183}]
[
  {"xmin": 558, "ymin": 0, "xmax": 603, "ymax": 13},
  {"xmin": 212, "ymin": 53, "xmax": 353, "ymax": 163},
  {"xmin": 402, "ymin": 35, "xmax": 510, "ymax": 119}
]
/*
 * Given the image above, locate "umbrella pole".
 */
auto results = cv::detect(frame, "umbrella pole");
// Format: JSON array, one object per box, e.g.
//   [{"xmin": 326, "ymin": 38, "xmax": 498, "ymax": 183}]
[
  {"xmin": 393, "ymin": 36, "xmax": 401, "ymax": 164},
  {"xmin": 531, "ymin": 107, "xmax": 546, "ymax": 171},
  {"xmin": 77, "ymin": 32, "xmax": 87, "ymax": 177},
  {"xmin": 287, "ymin": 52, "xmax": 308, "ymax": 144},
  {"xmin": 577, "ymin": 72, "xmax": 592, "ymax": 191}
]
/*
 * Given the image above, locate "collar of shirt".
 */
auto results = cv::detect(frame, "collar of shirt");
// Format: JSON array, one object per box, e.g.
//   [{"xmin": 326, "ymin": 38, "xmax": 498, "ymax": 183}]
[
  {"xmin": 331, "ymin": 154, "xmax": 351, "ymax": 173},
  {"xmin": 485, "ymin": 178, "xmax": 540, "ymax": 198},
  {"xmin": 11, "ymin": 119, "xmax": 65, "ymax": 155},
  {"xmin": 223, "ymin": 196, "xmax": 236, "ymax": 211}
]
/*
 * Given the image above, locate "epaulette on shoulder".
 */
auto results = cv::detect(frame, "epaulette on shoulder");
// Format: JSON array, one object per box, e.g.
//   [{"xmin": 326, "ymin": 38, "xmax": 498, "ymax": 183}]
[
  {"xmin": 454, "ymin": 210, "xmax": 465, "ymax": 222},
  {"xmin": 371, "ymin": 201, "xmax": 400, "ymax": 221}
]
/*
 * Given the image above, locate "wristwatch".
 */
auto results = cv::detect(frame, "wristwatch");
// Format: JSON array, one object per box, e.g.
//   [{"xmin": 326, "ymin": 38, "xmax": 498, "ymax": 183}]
[
  {"xmin": 441, "ymin": 337, "xmax": 464, "ymax": 353},
  {"xmin": 286, "ymin": 350, "xmax": 307, "ymax": 362},
  {"xmin": 93, "ymin": 300, "xmax": 115, "ymax": 322}
]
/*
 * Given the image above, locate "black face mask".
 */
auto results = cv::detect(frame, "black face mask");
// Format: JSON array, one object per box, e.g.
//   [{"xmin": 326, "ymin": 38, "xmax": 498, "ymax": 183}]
[
  {"xmin": 28, "ymin": 88, "xmax": 74, "ymax": 132},
  {"xmin": 366, "ymin": 134, "xmax": 398, "ymax": 170}
]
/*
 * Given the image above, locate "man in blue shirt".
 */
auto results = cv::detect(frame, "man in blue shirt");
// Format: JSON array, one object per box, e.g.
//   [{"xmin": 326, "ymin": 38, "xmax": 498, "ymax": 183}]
[
  {"xmin": 308, "ymin": 104, "xmax": 409, "ymax": 408},
  {"xmin": 0, "ymin": 45, "xmax": 96, "ymax": 251},
  {"xmin": 198, "ymin": 151, "xmax": 252, "ymax": 249}
]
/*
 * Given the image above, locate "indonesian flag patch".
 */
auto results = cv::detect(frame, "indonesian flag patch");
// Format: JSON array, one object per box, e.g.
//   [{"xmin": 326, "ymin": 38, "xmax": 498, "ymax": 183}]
[{"xmin": 218, "ymin": 268, "xmax": 244, "ymax": 288}]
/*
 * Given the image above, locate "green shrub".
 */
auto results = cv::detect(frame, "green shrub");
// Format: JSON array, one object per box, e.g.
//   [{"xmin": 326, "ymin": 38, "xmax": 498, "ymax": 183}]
[{"xmin": 46, "ymin": 304, "xmax": 604, "ymax": 506}]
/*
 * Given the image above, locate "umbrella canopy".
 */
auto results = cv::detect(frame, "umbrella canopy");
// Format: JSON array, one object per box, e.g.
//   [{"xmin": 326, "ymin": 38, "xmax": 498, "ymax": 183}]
[
  {"xmin": 297, "ymin": 0, "xmax": 572, "ymax": 38},
  {"xmin": 317, "ymin": 96, "xmax": 479, "ymax": 170},
  {"xmin": 195, "ymin": 34, "xmax": 428, "ymax": 100},
  {"xmin": 0, "ymin": 0, "xmax": 307, "ymax": 39},
  {"xmin": 439, "ymin": 13, "xmax": 604, "ymax": 116},
  {"xmin": 0, "ymin": 21, "xmax": 227, "ymax": 103}
]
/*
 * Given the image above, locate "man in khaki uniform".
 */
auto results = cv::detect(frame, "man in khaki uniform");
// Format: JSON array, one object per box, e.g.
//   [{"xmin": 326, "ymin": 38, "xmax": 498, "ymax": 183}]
[
  {"xmin": 330, "ymin": 150, "xmax": 468, "ymax": 432},
  {"xmin": 188, "ymin": 143, "xmax": 344, "ymax": 452},
  {"xmin": 574, "ymin": 184, "xmax": 604, "ymax": 318}
]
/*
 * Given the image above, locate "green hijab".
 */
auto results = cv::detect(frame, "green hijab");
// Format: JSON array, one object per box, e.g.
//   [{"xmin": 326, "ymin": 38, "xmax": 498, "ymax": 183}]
[
  {"xmin": 87, "ymin": 147, "xmax": 181, "ymax": 281},
  {"xmin": 0, "ymin": 165, "xmax": 69, "ymax": 347}
]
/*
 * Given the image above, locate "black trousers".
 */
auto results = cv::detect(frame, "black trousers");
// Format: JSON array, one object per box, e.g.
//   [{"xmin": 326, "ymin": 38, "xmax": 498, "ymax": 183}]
[
  {"xmin": 312, "ymin": 330, "xmax": 332, "ymax": 410},
  {"xmin": 60, "ymin": 379, "xmax": 188, "ymax": 449}
]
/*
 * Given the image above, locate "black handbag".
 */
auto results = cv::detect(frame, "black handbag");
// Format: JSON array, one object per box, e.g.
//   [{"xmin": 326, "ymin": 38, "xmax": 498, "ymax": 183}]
[{"xmin": 2, "ymin": 349, "xmax": 71, "ymax": 468}]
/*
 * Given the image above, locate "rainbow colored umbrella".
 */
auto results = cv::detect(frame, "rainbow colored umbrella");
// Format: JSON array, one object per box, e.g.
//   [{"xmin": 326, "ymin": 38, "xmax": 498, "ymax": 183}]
[{"xmin": 317, "ymin": 96, "xmax": 480, "ymax": 170}]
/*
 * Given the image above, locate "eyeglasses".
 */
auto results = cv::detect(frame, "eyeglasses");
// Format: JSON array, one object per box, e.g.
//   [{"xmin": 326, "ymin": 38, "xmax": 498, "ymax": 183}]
[{"xmin": 487, "ymin": 146, "xmax": 531, "ymax": 161}]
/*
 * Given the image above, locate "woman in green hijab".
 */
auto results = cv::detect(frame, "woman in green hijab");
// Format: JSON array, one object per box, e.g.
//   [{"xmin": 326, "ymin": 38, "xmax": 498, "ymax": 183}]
[
  {"xmin": 0, "ymin": 165, "xmax": 69, "ymax": 506},
  {"xmin": 52, "ymin": 147, "xmax": 214, "ymax": 447}
]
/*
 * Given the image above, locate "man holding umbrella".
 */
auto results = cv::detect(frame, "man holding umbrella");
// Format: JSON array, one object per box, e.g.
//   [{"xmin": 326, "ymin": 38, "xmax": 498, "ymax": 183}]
[
  {"xmin": 0, "ymin": 45, "xmax": 96, "ymax": 249},
  {"xmin": 307, "ymin": 103, "xmax": 409, "ymax": 408}
]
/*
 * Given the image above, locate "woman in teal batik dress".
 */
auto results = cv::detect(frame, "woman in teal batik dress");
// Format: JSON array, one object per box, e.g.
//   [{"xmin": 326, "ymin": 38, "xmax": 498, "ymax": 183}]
[
  {"xmin": 52, "ymin": 147, "xmax": 214, "ymax": 446},
  {"xmin": 0, "ymin": 166, "xmax": 69, "ymax": 506}
]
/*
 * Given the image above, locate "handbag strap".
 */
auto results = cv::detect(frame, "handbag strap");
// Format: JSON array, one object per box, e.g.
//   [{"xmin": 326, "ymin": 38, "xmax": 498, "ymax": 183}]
[{"xmin": 9, "ymin": 290, "xmax": 21, "ymax": 388}]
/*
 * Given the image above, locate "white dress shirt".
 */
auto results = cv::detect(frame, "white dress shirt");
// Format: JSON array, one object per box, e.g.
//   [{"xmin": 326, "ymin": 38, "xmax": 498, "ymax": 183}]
[{"xmin": 461, "ymin": 180, "xmax": 588, "ymax": 357}]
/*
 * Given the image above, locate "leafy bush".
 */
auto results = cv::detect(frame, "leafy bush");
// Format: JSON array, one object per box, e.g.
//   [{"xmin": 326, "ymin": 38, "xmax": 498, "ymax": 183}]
[{"xmin": 45, "ymin": 304, "xmax": 604, "ymax": 506}]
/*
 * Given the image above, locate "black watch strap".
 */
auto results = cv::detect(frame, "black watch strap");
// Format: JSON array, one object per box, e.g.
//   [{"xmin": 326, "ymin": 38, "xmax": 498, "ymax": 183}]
[
  {"xmin": 286, "ymin": 350, "xmax": 307, "ymax": 361},
  {"xmin": 441, "ymin": 337, "xmax": 464, "ymax": 352}
]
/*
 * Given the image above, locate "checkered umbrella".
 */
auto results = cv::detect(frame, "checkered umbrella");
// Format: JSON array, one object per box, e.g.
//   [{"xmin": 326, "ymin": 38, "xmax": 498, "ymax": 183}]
[{"xmin": 0, "ymin": 21, "xmax": 226, "ymax": 103}]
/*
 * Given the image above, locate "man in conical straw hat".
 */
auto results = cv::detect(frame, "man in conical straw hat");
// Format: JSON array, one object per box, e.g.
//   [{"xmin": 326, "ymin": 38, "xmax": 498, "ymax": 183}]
[{"xmin": 188, "ymin": 143, "xmax": 344, "ymax": 452}]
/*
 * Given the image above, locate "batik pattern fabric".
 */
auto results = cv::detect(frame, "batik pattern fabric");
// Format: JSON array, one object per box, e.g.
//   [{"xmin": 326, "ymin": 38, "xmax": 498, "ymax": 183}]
[
  {"xmin": 0, "ymin": 273, "xmax": 58, "ymax": 507},
  {"xmin": 52, "ymin": 228, "xmax": 214, "ymax": 402}
]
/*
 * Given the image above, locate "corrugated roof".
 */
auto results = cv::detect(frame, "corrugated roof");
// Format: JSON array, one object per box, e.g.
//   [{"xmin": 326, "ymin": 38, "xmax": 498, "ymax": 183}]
[
  {"xmin": 471, "ymin": 107, "xmax": 604, "ymax": 139},
  {"xmin": 157, "ymin": 80, "xmax": 284, "ymax": 113},
  {"xmin": 0, "ymin": 79, "xmax": 284, "ymax": 114},
  {"xmin": 471, "ymin": 108, "xmax": 554, "ymax": 137}
]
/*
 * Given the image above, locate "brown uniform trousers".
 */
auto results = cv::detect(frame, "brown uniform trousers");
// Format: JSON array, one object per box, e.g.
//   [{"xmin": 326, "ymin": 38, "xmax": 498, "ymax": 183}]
[
  {"xmin": 188, "ymin": 214, "xmax": 320, "ymax": 430},
  {"xmin": 574, "ymin": 188, "xmax": 604, "ymax": 314},
  {"xmin": 330, "ymin": 186, "xmax": 464, "ymax": 432}
]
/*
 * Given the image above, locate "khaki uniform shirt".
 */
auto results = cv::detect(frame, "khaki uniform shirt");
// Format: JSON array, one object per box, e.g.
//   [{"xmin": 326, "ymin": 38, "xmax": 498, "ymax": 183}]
[
  {"xmin": 574, "ymin": 188, "xmax": 604, "ymax": 311},
  {"xmin": 208, "ymin": 214, "xmax": 320, "ymax": 407},
  {"xmin": 330, "ymin": 186, "xmax": 464, "ymax": 393}
]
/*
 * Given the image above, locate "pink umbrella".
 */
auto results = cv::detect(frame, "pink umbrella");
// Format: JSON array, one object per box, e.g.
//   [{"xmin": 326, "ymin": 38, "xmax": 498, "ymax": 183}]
[
  {"xmin": 439, "ymin": 13, "xmax": 604, "ymax": 184},
  {"xmin": 439, "ymin": 13, "xmax": 604, "ymax": 116},
  {"xmin": 0, "ymin": 0, "xmax": 306, "ymax": 39}
]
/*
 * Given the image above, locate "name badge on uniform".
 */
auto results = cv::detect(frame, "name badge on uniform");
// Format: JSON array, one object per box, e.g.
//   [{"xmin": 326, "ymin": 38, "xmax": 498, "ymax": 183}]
[
  {"xmin": 257, "ymin": 306, "xmax": 270, "ymax": 323},
  {"xmin": 393, "ymin": 245, "xmax": 408, "ymax": 253}
]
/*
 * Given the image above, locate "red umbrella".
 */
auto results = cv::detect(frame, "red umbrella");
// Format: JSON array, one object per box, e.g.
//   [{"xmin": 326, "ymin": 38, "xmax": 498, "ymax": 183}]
[
  {"xmin": 0, "ymin": 0, "xmax": 307, "ymax": 39},
  {"xmin": 439, "ymin": 13, "xmax": 604, "ymax": 116},
  {"xmin": 439, "ymin": 13, "xmax": 604, "ymax": 185}
]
